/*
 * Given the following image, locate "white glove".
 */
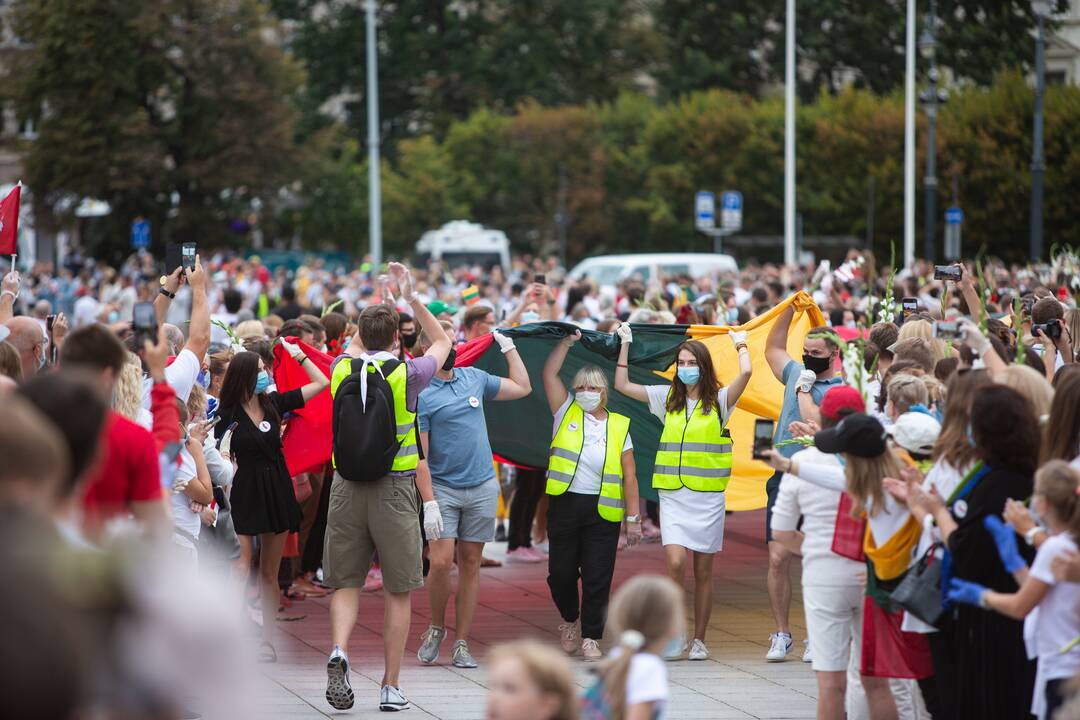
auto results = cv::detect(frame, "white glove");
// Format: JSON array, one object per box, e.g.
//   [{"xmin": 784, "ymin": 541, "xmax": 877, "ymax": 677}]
[
  {"xmin": 616, "ymin": 323, "xmax": 633, "ymax": 345},
  {"xmin": 959, "ymin": 318, "xmax": 991, "ymax": 354},
  {"xmin": 729, "ymin": 331, "xmax": 748, "ymax": 348},
  {"xmin": 492, "ymin": 330, "xmax": 516, "ymax": 354},
  {"xmin": 423, "ymin": 500, "xmax": 443, "ymax": 540},
  {"xmin": 796, "ymin": 369, "xmax": 817, "ymax": 394},
  {"xmin": 388, "ymin": 262, "xmax": 416, "ymax": 302},
  {"xmin": 279, "ymin": 339, "xmax": 303, "ymax": 359}
]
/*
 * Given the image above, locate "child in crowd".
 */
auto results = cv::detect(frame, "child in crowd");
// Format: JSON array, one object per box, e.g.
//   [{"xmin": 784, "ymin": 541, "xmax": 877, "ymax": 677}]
[
  {"xmin": 486, "ymin": 641, "xmax": 578, "ymax": 720},
  {"xmin": 583, "ymin": 575, "xmax": 684, "ymax": 720}
]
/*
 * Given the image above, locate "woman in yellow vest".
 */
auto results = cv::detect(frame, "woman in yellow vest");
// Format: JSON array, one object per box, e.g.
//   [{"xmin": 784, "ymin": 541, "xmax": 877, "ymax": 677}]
[
  {"xmin": 614, "ymin": 326, "xmax": 752, "ymax": 661},
  {"xmin": 541, "ymin": 330, "xmax": 642, "ymax": 662}
]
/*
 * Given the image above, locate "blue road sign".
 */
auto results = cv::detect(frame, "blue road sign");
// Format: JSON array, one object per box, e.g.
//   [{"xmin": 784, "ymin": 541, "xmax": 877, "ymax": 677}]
[
  {"xmin": 721, "ymin": 191, "xmax": 743, "ymax": 231},
  {"xmin": 130, "ymin": 219, "xmax": 150, "ymax": 249},
  {"xmin": 945, "ymin": 207, "xmax": 963, "ymax": 225},
  {"xmin": 695, "ymin": 191, "xmax": 716, "ymax": 231}
]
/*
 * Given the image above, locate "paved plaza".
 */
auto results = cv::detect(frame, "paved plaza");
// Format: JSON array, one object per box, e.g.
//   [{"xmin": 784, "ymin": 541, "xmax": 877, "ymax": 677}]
[{"xmin": 256, "ymin": 509, "xmax": 815, "ymax": 719}]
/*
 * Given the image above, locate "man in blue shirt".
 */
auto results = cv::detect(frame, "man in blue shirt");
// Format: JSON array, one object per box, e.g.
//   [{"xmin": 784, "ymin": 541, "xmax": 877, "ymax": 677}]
[
  {"xmin": 763, "ymin": 305, "xmax": 844, "ymax": 662},
  {"xmin": 414, "ymin": 322, "xmax": 532, "ymax": 669}
]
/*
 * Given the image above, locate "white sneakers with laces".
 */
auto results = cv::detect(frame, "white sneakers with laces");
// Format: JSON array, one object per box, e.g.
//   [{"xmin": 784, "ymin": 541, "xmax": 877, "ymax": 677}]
[
  {"xmin": 687, "ymin": 638, "xmax": 710, "ymax": 661},
  {"xmin": 766, "ymin": 632, "xmax": 793, "ymax": 662},
  {"xmin": 380, "ymin": 684, "xmax": 410, "ymax": 712},
  {"xmin": 581, "ymin": 638, "xmax": 603, "ymax": 662}
]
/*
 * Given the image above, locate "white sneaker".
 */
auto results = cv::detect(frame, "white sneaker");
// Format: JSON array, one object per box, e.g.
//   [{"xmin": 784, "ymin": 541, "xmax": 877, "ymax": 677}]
[
  {"xmin": 766, "ymin": 632, "xmax": 793, "ymax": 662},
  {"xmin": 581, "ymin": 638, "xmax": 603, "ymax": 662},
  {"xmin": 379, "ymin": 684, "xmax": 411, "ymax": 712},
  {"xmin": 325, "ymin": 647, "xmax": 354, "ymax": 710},
  {"xmin": 802, "ymin": 639, "xmax": 812, "ymax": 663},
  {"xmin": 663, "ymin": 635, "xmax": 688, "ymax": 661},
  {"xmin": 687, "ymin": 638, "xmax": 709, "ymax": 661}
]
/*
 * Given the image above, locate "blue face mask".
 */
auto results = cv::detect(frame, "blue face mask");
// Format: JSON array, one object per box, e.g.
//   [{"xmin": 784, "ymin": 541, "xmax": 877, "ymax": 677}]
[
  {"xmin": 726, "ymin": 307, "xmax": 739, "ymax": 324},
  {"xmin": 521, "ymin": 311, "xmax": 541, "ymax": 323},
  {"xmin": 966, "ymin": 423, "xmax": 976, "ymax": 448},
  {"xmin": 197, "ymin": 369, "xmax": 211, "ymax": 390},
  {"xmin": 677, "ymin": 366, "xmax": 701, "ymax": 385},
  {"xmin": 254, "ymin": 370, "xmax": 270, "ymax": 394}
]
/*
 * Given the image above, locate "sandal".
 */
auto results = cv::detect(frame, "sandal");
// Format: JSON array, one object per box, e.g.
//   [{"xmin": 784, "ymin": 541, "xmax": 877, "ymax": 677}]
[
  {"xmin": 481, "ymin": 556, "xmax": 502, "ymax": 568},
  {"xmin": 291, "ymin": 579, "xmax": 331, "ymax": 597},
  {"xmin": 257, "ymin": 641, "xmax": 278, "ymax": 663}
]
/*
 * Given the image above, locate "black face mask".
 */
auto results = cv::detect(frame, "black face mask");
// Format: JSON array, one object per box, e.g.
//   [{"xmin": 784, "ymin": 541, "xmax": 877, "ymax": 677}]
[
  {"xmin": 442, "ymin": 347, "xmax": 457, "ymax": 371},
  {"xmin": 802, "ymin": 353, "xmax": 832, "ymax": 374},
  {"xmin": 400, "ymin": 332, "xmax": 418, "ymax": 348}
]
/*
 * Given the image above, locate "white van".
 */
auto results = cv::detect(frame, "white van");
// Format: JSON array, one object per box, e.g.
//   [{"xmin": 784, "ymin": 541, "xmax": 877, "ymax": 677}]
[
  {"xmin": 567, "ymin": 253, "xmax": 738, "ymax": 287},
  {"xmin": 415, "ymin": 220, "xmax": 511, "ymax": 269}
]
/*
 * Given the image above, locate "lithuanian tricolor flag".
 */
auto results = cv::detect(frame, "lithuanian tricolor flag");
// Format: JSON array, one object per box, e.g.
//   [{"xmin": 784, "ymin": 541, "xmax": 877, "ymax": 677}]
[
  {"xmin": 273, "ymin": 292, "xmax": 823, "ymax": 511},
  {"xmin": 457, "ymin": 291, "xmax": 824, "ymax": 510}
]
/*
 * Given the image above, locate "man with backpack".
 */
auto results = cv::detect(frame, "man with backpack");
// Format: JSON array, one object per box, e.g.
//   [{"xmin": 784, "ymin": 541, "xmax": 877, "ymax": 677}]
[{"xmin": 323, "ymin": 262, "xmax": 453, "ymax": 713}]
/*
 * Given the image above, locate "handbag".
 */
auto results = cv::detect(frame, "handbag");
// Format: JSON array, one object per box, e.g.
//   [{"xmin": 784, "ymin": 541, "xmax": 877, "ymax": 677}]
[
  {"xmin": 831, "ymin": 492, "xmax": 867, "ymax": 562},
  {"xmin": 889, "ymin": 542, "xmax": 944, "ymax": 625}
]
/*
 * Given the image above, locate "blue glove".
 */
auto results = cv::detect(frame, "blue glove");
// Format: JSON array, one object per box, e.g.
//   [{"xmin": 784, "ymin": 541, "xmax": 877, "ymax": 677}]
[
  {"xmin": 947, "ymin": 578, "xmax": 988, "ymax": 607},
  {"xmin": 983, "ymin": 515, "xmax": 1027, "ymax": 574}
]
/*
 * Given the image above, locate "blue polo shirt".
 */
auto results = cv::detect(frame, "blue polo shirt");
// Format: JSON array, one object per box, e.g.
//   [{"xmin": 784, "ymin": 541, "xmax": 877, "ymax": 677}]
[
  {"xmin": 417, "ymin": 366, "xmax": 502, "ymax": 488},
  {"xmin": 774, "ymin": 360, "xmax": 844, "ymax": 457}
]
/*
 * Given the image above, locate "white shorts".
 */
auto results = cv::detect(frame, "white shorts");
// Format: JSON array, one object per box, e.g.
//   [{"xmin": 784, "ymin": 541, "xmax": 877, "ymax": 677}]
[{"xmin": 803, "ymin": 584, "xmax": 864, "ymax": 672}]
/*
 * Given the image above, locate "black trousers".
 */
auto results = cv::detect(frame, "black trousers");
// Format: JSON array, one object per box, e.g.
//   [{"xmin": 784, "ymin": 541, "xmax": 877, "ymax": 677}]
[
  {"xmin": 301, "ymin": 463, "xmax": 334, "ymax": 575},
  {"xmin": 508, "ymin": 468, "xmax": 545, "ymax": 550},
  {"xmin": 546, "ymin": 492, "xmax": 620, "ymax": 640}
]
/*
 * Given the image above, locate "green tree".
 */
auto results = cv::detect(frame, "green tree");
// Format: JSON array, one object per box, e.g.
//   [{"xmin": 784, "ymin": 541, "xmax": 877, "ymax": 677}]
[{"xmin": 10, "ymin": 0, "xmax": 300, "ymax": 258}]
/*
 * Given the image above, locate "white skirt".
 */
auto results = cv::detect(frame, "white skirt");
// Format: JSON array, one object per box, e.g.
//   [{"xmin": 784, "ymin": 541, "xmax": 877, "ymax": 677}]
[{"xmin": 658, "ymin": 487, "xmax": 726, "ymax": 553}]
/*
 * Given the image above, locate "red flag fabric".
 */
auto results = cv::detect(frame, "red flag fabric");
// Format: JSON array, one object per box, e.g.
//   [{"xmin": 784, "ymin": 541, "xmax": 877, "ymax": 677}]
[
  {"xmin": 272, "ymin": 337, "xmax": 333, "ymax": 476},
  {"xmin": 0, "ymin": 184, "xmax": 21, "ymax": 255}
]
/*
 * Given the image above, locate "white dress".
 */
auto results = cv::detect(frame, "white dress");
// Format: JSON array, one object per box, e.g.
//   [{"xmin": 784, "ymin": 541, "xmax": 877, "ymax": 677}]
[{"xmin": 645, "ymin": 385, "xmax": 731, "ymax": 554}]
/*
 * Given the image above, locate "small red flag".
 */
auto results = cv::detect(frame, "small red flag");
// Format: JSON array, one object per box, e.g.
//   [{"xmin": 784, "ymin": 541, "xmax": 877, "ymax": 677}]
[{"xmin": 0, "ymin": 184, "xmax": 21, "ymax": 256}]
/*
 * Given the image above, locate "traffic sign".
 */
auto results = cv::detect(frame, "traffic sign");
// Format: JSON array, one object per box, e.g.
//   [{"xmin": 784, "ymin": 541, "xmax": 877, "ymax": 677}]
[
  {"xmin": 130, "ymin": 218, "xmax": 150, "ymax": 249},
  {"xmin": 721, "ymin": 191, "xmax": 743, "ymax": 231},
  {"xmin": 695, "ymin": 191, "xmax": 716, "ymax": 231},
  {"xmin": 944, "ymin": 206, "xmax": 962, "ymax": 260}
]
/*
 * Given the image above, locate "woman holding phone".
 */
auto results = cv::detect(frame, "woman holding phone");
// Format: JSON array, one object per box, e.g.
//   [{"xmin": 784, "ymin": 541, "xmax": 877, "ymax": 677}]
[
  {"xmin": 214, "ymin": 342, "xmax": 328, "ymax": 663},
  {"xmin": 614, "ymin": 326, "xmax": 752, "ymax": 660}
]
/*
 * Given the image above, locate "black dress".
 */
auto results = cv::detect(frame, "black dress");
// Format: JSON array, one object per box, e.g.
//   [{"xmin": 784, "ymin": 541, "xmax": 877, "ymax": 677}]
[
  {"xmin": 934, "ymin": 465, "xmax": 1036, "ymax": 720},
  {"xmin": 215, "ymin": 389, "xmax": 305, "ymax": 536}
]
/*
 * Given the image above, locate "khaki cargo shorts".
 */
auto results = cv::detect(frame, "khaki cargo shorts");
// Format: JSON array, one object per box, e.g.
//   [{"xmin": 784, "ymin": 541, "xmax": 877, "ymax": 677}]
[{"xmin": 322, "ymin": 472, "xmax": 423, "ymax": 593}]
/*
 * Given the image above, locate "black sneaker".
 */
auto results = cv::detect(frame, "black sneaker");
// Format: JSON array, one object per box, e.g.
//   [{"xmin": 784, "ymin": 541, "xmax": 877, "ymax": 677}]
[
  {"xmin": 494, "ymin": 523, "xmax": 507, "ymax": 542},
  {"xmin": 326, "ymin": 649, "xmax": 354, "ymax": 710}
]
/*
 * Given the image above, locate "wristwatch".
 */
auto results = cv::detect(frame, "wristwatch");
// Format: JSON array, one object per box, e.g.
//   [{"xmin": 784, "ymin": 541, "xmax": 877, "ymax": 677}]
[
  {"xmin": 159, "ymin": 287, "xmax": 176, "ymax": 299},
  {"xmin": 1024, "ymin": 526, "xmax": 1044, "ymax": 547},
  {"xmin": 625, "ymin": 514, "xmax": 641, "ymax": 523}
]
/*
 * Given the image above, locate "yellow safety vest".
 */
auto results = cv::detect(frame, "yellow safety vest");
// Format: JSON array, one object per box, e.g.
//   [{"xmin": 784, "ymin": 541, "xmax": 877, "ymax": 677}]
[
  {"xmin": 653, "ymin": 392, "xmax": 733, "ymax": 492},
  {"xmin": 545, "ymin": 401, "xmax": 630, "ymax": 523},
  {"xmin": 330, "ymin": 356, "xmax": 418, "ymax": 472}
]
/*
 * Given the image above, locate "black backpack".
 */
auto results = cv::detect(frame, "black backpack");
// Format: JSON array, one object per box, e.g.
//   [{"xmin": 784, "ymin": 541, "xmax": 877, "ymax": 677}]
[{"xmin": 332, "ymin": 357, "xmax": 405, "ymax": 482}]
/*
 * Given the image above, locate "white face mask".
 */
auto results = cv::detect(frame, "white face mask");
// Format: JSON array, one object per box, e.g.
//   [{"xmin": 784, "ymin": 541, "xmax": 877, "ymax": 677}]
[{"xmin": 575, "ymin": 390, "xmax": 602, "ymax": 412}]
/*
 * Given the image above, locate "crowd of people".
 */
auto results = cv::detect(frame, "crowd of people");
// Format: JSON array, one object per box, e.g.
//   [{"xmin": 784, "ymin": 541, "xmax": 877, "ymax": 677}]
[{"xmin": 3, "ymin": 244, "xmax": 1080, "ymax": 720}]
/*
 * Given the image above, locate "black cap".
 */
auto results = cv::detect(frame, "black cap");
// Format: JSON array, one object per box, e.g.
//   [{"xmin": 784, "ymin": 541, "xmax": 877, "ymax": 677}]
[{"xmin": 814, "ymin": 413, "xmax": 888, "ymax": 458}]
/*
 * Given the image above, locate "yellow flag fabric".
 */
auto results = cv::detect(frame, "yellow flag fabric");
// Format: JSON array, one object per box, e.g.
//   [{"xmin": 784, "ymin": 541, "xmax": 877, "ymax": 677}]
[{"xmin": 657, "ymin": 292, "xmax": 826, "ymax": 510}]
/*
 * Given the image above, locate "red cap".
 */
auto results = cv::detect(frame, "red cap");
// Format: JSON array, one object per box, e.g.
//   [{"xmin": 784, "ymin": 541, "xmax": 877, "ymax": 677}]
[{"xmin": 820, "ymin": 385, "xmax": 865, "ymax": 421}]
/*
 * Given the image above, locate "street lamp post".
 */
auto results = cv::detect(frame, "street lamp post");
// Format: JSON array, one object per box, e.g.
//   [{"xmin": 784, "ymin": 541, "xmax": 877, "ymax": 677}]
[
  {"xmin": 1030, "ymin": 0, "xmax": 1050, "ymax": 262},
  {"xmin": 918, "ymin": 1, "xmax": 945, "ymax": 264},
  {"xmin": 365, "ymin": 0, "xmax": 382, "ymax": 269}
]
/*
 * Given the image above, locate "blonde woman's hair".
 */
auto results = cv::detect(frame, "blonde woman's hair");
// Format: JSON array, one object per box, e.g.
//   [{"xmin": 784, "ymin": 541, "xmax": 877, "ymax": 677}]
[
  {"xmin": 887, "ymin": 374, "xmax": 929, "ymax": 415},
  {"xmin": 112, "ymin": 352, "xmax": 144, "ymax": 421},
  {"xmin": 234, "ymin": 319, "xmax": 266, "ymax": 340},
  {"xmin": 187, "ymin": 381, "xmax": 207, "ymax": 422},
  {"xmin": 921, "ymin": 375, "xmax": 946, "ymax": 411},
  {"xmin": 996, "ymin": 364, "xmax": 1054, "ymax": 418},
  {"xmin": 488, "ymin": 641, "xmax": 578, "ymax": 720},
  {"xmin": 572, "ymin": 365, "xmax": 609, "ymax": 410},
  {"xmin": 898, "ymin": 319, "xmax": 946, "ymax": 360},
  {"xmin": 600, "ymin": 575, "xmax": 685, "ymax": 720},
  {"xmin": 845, "ymin": 448, "xmax": 907, "ymax": 518}
]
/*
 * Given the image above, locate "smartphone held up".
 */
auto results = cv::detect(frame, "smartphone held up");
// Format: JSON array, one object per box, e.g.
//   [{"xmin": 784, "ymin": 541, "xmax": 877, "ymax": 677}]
[{"xmin": 752, "ymin": 419, "xmax": 775, "ymax": 460}]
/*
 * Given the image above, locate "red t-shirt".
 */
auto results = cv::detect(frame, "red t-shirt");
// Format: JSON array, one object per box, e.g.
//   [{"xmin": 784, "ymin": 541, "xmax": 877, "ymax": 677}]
[{"xmin": 81, "ymin": 410, "xmax": 163, "ymax": 529}]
